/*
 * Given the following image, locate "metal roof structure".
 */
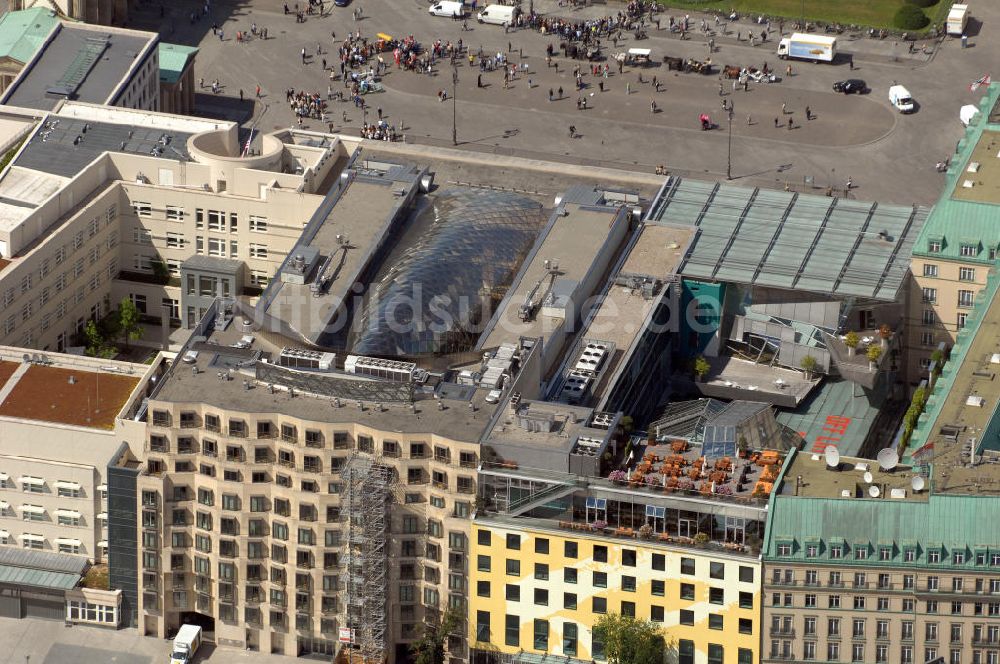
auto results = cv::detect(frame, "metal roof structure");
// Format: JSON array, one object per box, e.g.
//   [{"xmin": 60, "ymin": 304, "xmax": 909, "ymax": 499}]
[
  {"xmin": 2, "ymin": 23, "xmax": 155, "ymax": 110},
  {"xmin": 0, "ymin": 545, "xmax": 86, "ymax": 591},
  {"xmin": 775, "ymin": 377, "xmax": 887, "ymax": 459},
  {"xmin": 911, "ymin": 83, "xmax": 1000, "ymax": 265},
  {"xmin": 158, "ymin": 43, "xmax": 198, "ymax": 84},
  {"xmin": 649, "ymin": 178, "xmax": 928, "ymax": 301},
  {"xmin": 15, "ymin": 115, "xmax": 193, "ymax": 178},
  {"xmin": 0, "ymin": 8, "xmax": 59, "ymax": 65}
]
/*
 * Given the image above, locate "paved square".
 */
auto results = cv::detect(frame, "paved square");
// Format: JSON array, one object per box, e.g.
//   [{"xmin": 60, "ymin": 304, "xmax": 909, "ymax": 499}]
[{"xmin": 43, "ymin": 644, "xmax": 152, "ymax": 664}]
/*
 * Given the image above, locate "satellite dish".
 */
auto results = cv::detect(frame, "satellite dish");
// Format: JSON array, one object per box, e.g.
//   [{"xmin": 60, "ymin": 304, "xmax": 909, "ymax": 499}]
[
  {"xmin": 911, "ymin": 475, "xmax": 925, "ymax": 492},
  {"xmin": 824, "ymin": 445, "xmax": 840, "ymax": 469},
  {"xmin": 876, "ymin": 448, "xmax": 899, "ymax": 472},
  {"xmin": 863, "ymin": 471, "xmax": 873, "ymax": 484},
  {"xmin": 869, "ymin": 485, "xmax": 881, "ymax": 498}
]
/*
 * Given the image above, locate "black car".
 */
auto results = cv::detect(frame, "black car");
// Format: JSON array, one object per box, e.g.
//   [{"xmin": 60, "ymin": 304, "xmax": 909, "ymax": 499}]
[
  {"xmin": 833, "ymin": 79, "xmax": 867, "ymax": 94},
  {"xmin": 334, "ymin": 0, "xmax": 350, "ymax": 6}
]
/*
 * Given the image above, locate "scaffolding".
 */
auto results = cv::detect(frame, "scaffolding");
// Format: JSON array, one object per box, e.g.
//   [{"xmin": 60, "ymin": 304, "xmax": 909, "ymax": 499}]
[{"xmin": 341, "ymin": 455, "xmax": 394, "ymax": 664}]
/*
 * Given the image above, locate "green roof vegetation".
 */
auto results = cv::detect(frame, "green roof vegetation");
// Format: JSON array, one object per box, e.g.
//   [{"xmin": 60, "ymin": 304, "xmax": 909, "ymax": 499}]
[
  {"xmin": 912, "ymin": 83, "xmax": 1000, "ymax": 265},
  {"xmin": 158, "ymin": 43, "xmax": 198, "ymax": 84},
  {"xmin": 0, "ymin": 8, "xmax": 59, "ymax": 65}
]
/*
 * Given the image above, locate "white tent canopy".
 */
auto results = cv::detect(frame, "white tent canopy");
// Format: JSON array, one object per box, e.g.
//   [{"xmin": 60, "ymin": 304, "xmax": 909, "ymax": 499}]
[{"xmin": 961, "ymin": 104, "xmax": 980, "ymax": 126}]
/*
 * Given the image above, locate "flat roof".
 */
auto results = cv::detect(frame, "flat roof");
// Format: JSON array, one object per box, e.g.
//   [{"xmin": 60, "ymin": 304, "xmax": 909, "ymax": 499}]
[
  {"xmin": 911, "ymin": 271, "xmax": 1000, "ymax": 495},
  {"xmin": 591, "ymin": 224, "xmax": 693, "ymax": 396},
  {"xmin": 651, "ymin": 178, "xmax": 928, "ymax": 301},
  {"xmin": 776, "ymin": 377, "xmax": 887, "ymax": 459},
  {"xmin": 481, "ymin": 202, "xmax": 624, "ymax": 350},
  {"xmin": 0, "ymin": 360, "xmax": 19, "ymax": 390},
  {"xmin": 781, "ymin": 450, "xmax": 927, "ymax": 502},
  {"xmin": 0, "ymin": 363, "xmax": 141, "ymax": 431},
  {"xmin": 3, "ymin": 23, "xmax": 155, "ymax": 110},
  {"xmin": 262, "ymin": 166, "xmax": 418, "ymax": 345},
  {"xmin": 950, "ymin": 129, "xmax": 1000, "ymax": 204},
  {"xmin": 14, "ymin": 115, "xmax": 194, "ymax": 180},
  {"xmin": 151, "ymin": 321, "xmax": 494, "ymax": 443}
]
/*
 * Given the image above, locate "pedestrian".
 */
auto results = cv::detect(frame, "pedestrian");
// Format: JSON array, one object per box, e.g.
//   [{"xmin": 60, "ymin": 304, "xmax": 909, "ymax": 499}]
[
  {"xmin": 626, "ymin": 82, "xmax": 631, "ymax": 95},
  {"xmin": 317, "ymin": 42, "xmax": 322, "ymax": 56},
  {"xmin": 743, "ymin": 79, "xmax": 749, "ymax": 92},
  {"xmin": 322, "ymin": 58, "xmax": 327, "ymax": 70},
  {"xmin": 558, "ymin": 86, "xmax": 563, "ymax": 99},
  {"xmin": 598, "ymin": 80, "xmax": 604, "ymax": 92},
  {"xmin": 650, "ymin": 99, "xmax": 656, "ymax": 113},
  {"xmin": 652, "ymin": 76, "xmax": 657, "ymax": 88},
  {"xmin": 805, "ymin": 106, "xmax": 811, "ymax": 120},
  {"xmin": 732, "ymin": 79, "xmax": 737, "ymax": 93},
  {"xmin": 846, "ymin": 176, "xmax": 853, "ymax": 189},
  {"xmin": 786, "ymin": 64, "xmax": 792, "ymax": 77},
  {"xmin": 747, "ymin": 114, "xmax": 752, "ymax": 125},
  {"xmin": 774, "ymin": 117, "xmax": 779, "ymax": 128},
  {"xmin": 849, "ymin": 56, "xmax": 854, "ymax": 71},
  {"xmin": 787, "ymin": 116, "xmax": 793, "ymax": 130},
  {"xmin": 528, "ymin": 78, "xmax": 533, "ymax": 88},
  {"xmin": 239, "ymin": 88, "xmax": 244, "ymax": 101},
  {"xmin": 301, "ymin": 47, "xmax": 307, "ymax": 64},
  {"xmin": 199, "ymin": 77, "xmax": 205, "ymax": 88},
  {"xmin": 508, "ymin": 41, "xmax": 512, "ymax": 53},
  {"xmin": 255, "ymin": 84, "xmax": 261, "ymax": 98},
  {"xmin": 781, "ymin": 102, "xmax": 786, "ymax": 114},
  {"xmin": 477, "ymin": 74, "xmax": 482, "ymax": 87},
  {"xmin": 548, "ymin": 88, "xmax": 553, "ymax": 101},
  {"xmin": 718, "ymin": 82, "xmax": 724, "ymax": 96},
  {"xmin": 377, "ymin": 107, "xmax": 383, "ymax": 119}
]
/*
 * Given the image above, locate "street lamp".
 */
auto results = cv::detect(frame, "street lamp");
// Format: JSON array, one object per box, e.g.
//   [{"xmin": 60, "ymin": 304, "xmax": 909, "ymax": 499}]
[
  {"xmin": 726, "ymin": 106, "xmax": 735, "ymax": 180},
  {"xmin": 452, "ymin": 63, "xmax": 459, "ymax": 146}
]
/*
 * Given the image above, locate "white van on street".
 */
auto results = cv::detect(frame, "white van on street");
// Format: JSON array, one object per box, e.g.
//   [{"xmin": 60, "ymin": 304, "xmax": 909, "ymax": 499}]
[
  {"xmin": 889, "ymin": 85, "xmax": 915, "ymax": 113},
  {"xmin": 429, "ymin": 1, "xmax": 465, "ymax": 18},
  {"xmin": 477, "ymin": 4, "xmax": 518, "ymax": 26}
]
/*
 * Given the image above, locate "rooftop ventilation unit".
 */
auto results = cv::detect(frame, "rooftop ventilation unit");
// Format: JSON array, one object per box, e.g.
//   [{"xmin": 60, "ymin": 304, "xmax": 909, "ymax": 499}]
[
  {"xmin": 344, "ymin": 355, "xmax": 416, "ymax": 382},
  {"xmin": 278, "ymin": 347, "xmax": 336, "ymax": 371}
]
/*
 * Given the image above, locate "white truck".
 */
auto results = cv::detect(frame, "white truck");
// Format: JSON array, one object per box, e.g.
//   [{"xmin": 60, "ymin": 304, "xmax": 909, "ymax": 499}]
[
  {"xmin": 947, "ymin": 4, "xmax": 969, "ymax": 36},
  {"xmin": 477, "ymin": 4, "xmax": 519, "ymax": 26},
  {"xmin": 429, "ymin": 1, "xmax": 466, "ymax": 18},
  {"xmin": 776, "ymin": 34, "xmax": 837, "ymax": 63},
  {"xmin": 170, "ymin": 625, "xmax": 202, "ymax": 664}
]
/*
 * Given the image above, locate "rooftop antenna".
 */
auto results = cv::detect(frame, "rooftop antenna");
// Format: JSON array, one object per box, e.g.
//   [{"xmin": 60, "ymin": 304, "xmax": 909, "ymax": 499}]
[{"xmin": 824, "ymin": 445, "xmax": 840, "ymax": 471}]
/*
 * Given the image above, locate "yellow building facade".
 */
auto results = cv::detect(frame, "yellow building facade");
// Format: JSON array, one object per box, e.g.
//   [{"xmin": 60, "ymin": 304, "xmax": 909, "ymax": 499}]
[{"xmin": 468, "ymin": 520, "xmax": 760, "ymax": 664}]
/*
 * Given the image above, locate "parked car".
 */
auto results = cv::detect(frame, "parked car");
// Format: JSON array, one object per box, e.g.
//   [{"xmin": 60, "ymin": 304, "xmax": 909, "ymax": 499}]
[
  {"xmin": 833, "ymin": 79, "xmax": 867, "ymax": 94},
  {"xmin": 334, "ymin": 0, "xmax": 350, "ymax": 7}
]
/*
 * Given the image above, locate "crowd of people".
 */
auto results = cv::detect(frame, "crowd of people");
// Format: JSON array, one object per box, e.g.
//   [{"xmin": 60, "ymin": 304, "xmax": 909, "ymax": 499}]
[{"xmin": 285, "ymin": 88, "xmax": 329, "ymax": 123}]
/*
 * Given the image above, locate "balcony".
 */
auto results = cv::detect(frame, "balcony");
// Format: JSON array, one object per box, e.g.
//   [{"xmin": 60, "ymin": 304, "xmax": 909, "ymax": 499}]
[
  {"xmin": 432, "ymin": 480, "xmax": 448, "ymax": 490},
  {"xmin": 278, "ymin": 458, "xmax": 296, "ymax": 469},
  {"xmin": 828, "ymin": 581, "xmax": 845, "ymax": 588},
  {"xmin": 769, "ymin": 628, "xmax": 796, "ymax": 638},
  {"xmin": 769, "ymin": 578, "xmax": 798, "ymax": 587},
  {"xmin": 973, "ymin": 637, "xmax": 1000, "ymax": 647}
]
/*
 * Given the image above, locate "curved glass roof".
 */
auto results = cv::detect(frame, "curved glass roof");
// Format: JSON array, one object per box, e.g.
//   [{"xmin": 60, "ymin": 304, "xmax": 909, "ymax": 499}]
[{"xmin": 352, "ymin": 188, "xmax": 545, "ymax": 356}]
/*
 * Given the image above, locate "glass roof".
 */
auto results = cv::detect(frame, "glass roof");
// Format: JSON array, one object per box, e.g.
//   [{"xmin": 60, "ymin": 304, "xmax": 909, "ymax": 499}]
[{"xmin": 351, "ymin": 188, "xmax": 546, "ymax": 356}]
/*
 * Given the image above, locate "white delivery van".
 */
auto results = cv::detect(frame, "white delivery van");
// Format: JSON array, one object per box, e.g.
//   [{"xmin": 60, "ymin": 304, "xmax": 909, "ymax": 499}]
[
  {"xmin": 947, "ymin": 4, "xmax": 969, "ymax": 36},
  {"xmin": 889, "ymin": 85, "xmax": 915, "ymax": 113},
  {"xmin": 477, "ymin": 4, "xmax": 519, "ymax": 26},
  {"xmin": 170, "ymin": 625, "xmax": 202, "ymax": 664},
  {"xmin": 430, "ymin": 1, "xmax": 465, "ymax": 18}
]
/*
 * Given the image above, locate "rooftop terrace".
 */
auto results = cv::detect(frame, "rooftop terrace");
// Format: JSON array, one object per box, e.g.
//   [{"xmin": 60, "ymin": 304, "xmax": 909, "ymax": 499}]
[
  {"xmin": 950, "ymin": 129, "xmax": 1000, "ymax": 204},
  {"xmin": 650, "ymin": 178, "xmax": 928, "ymax": 301},
  {"xmin": 3, "ymin": 23, "xmax": 155, "ymax": 111}
]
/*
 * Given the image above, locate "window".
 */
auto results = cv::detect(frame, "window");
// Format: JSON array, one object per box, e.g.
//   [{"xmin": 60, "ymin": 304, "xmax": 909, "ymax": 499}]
[
  {"xmin": 709, "ymin": 614, "xmax": 723, "ymax": 630},
  {"xmin": 249, "ymin": 243, "xmax": 268, "ymax": 259},
  {"xmin": 707, "ymin": 644, "xmax": 724, "ymax": 664},
  {"xmin": 592, "ymin": 597, "xmax": 607, "ymax": 614},
  {"xmin": 533, "ymin": 619, "xmax": 548, "ymax": 651},
  {"xmin": 652, "ymin": 580, "xmax": 665, "ymax": 596},
  {"xmin": 778, "ymin": 543, "xmax": 792, "ymax": 556},
  {"xmin": 923, "ymin": 309, "xmax": 936, "ymax": 325},
  {"xmin": 533, "ymin": 588, "xmax": 548, "ymax": 606},
  {"xmin": 564, "ymin": 541, "xmax": 578, "ymax": 558},
  {"xmin": 923, "ymin": 264, "xmax": 939, "ymax": 277},
  {"xmin": 594, "ymin": 545, "xmax": 607, "ymax": 562},
  {"xmin": 680, "ymin": 557, "xmax": 695, "ymax": 575},
  {"xmin": 959, "ymin": 289, "xmax": 975, "ymax": 308},
  {"xmin": 534, "ymin": 563, "xmax": 548, "ymax": 581},
  {"xmin": 133, "ymin": 201, "xmax": 151, "ymax": 217},
  {"xmin": 563, "ymin": 622, "xmax": 578, "ymax": 656},
  {"xmin": 249, "ymin": 215, "xmax": 267, "ymax": 232},
  {"xmin": 709, "ymin": 588, "xmax": 724, "ymax": 604},
  {"xmin": 477, "ymin": 581, "xmax": 490, "ymax": 598},
  {"xmin": 651, "ymin": 605, "xmax": 665, "ymax": 623},
  {"xmin": 922, "ymin": 287, "xmax": 937, "ymax": 303},
  {"xmin": 710, "ymin": 561, "xmax": 725, "ymax": 579},
  {"xmin": 622, "ymin": 576, "xmax": 637, "ymax": 592},
  {"xmin": 564, "ymin": 592, "xmax": 577, "ymax": 610},
  {"xmin": 505, "ymin": 584, "xmax": 520, "ymax": 602},
  {"xmin": 564, "ymin": 568, "xmax": 577, "ymax": 584},
  {"xmin": 622, "ymin": 549, "xmax": 637, "ymax": 566},
  {"xmin": 739, "ymin": 618, "xmax": 752, "ymax": 635},
  {"xmin": 506, "ymin": 559, "xmax": 520, "ymax": 576},
  {"xmin": 960, "ymin": 243, "xmax": 979, "ymax": 257},
  {"xmin": 739, "ymin": 591, "xmax": 754, "ymax": 609},
  {"xmin": 504, "ymin": 615, "xmax": 519, "ymax": 647},
  {"xmin": 593, "ymin": 571, "xmax": 607, "ymax": 588},
  {"xmin": 679, "ymin": 609, "xmax": 694, "ymax": 625},
  {"xmin": 739, "ymin": 565, "xmax": 754, "ymax": 583},
  {"xmin": 960, "ymin": 266, "xmax": 977, "ymax": 281},
  {"xmin": 928, "ymin": 240, "xmax": 942, "ymax": 253},
  {"xmin": 680, "ymin": 583, "xmax": 695, "ymax": 600},
  {"xmin": 922, "ymin": 331, "xmax": 936, "ymax": 346},
  {"xmin": 506, "ymin": 533, "xmax": 520, "ymax": 550}
]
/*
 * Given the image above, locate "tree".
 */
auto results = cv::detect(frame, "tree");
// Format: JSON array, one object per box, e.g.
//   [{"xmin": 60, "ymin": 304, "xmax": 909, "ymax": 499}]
[
  {"xmin": 867, "ymin": 344, "xmax": 883, "ymax": 364},
  {"xmin": 118, "ymin": 297, "xmax": 143, "ymax": 350},
  {"xmin": 83, "ymin": 320, "xmax": 115, "ymax": 359},
  {"xmin": 800, "ymin": 355, "xmax": 818, "ymax": 378},
  {"xmin": 593, "ymin": 613, "xmax": 668, "ymax": 664},
  {"xmin": 693, "ymin": 355, "xmax": 710, "ymax": 380},
  {"xmin": 411, "ymin": 607, "xmax": 462, "ymax": 664},
  {"xmin": 894, "ymin": 4, "xmax": 929, "ymax": 29},
  {"xmin": 844, "ymin": 331, "xmax": 860, "ymax": 355}
]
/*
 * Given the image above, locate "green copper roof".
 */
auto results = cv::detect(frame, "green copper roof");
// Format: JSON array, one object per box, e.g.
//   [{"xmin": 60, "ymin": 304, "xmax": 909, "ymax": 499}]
[
  {"xmin": 158, "ymin": 43, "xmax": 198, "ymax": 84},
  {"xmin": 911, "ymin": 83, "xmax": 1000, "ymax": 264},
  {"xmin": 0, "ymin": 8, "xmax": 59, "ymax": 65},
  {"xmin": 764, "ymin": 487, "xmax": 1000, "ymax": 565}
]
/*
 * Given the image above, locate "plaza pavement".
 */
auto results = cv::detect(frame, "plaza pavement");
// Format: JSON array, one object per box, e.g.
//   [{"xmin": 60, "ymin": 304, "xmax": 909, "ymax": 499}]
[{"xmin": 126, "ymin": 0, "xmax": 1000, "ymax": 205}]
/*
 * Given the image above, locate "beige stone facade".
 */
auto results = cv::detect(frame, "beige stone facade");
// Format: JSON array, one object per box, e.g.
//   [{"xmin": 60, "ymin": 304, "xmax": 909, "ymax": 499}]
[{"xmin": 135, "ymin": 400, "xmax": 480, "ymax": 660}]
